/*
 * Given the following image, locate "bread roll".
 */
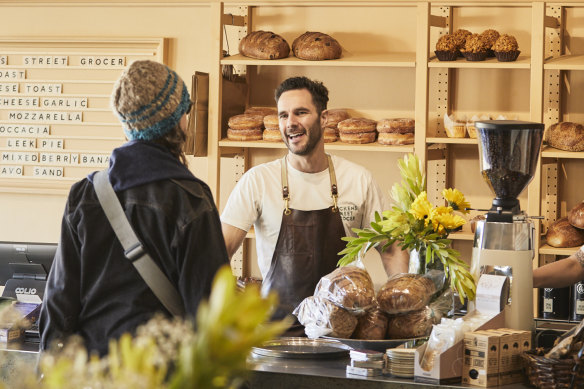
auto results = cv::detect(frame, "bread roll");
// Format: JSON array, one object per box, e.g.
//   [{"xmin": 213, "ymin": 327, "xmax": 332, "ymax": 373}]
[
  {"xmin": 294, "ymin": 296, "xmax": 358, "ymax": 339},
  {"xmin": 378, "ymin": 132, "xmax": 414, "ymax": 145},
  {"xmin": 545, "ymin": 122, "xmax": 584, "ymax": 152},
  {"xmin": 386, "ymin": 307, "xmax": 437, "ymax": 339},
  {"xmin": 337, "ymin": 118, "xmax": 377, "ymax": 133},
  {"xmin": 263, "ymin": 114, "xmax": 279, "ymax": 129},
  {"xmin": 323, "ymin": 127, "xmax": 339, "ymax": 143},
  {"xmin": 324, "ymin": 109, "xmax": 350, "ymax": 128},
  {"xmin": 228, "ymin": 114, "xmax": 264, "ymax": 130},
  {"xmin": 314, "ymin": 266, "xmax": 376, "ymax": 313},
  {"xmin": 239, "ymin": 31, "xmax": 290, "ymax": 60},
  {"xmin": 352, "ymin": 308, "xmax": 388, "ymax": 340},
  {"xmin": 546, "ymin": 218, "xmax": 584, "ymax": 248},
  {"xmin": 227, "ymin": 128, "xmax": 263, "ymax": 141},
  {"xmin": 377, "ymin": 273, "xmax": 436, "ymax": 315},
  {"xmin": 292, "ymin": 31, "xmax": 342, "ymax": 61},
  {"xmin": 262, "ymin": 128, "xmax": 282, "ymax": 142},
  {"xmin": 245, "ymin": 106, "xmax": 278, "ymax": 117},
  {"xmin": 569, "ymin": 202, "xmax": 584, "ymax": 229},
  {"xmin": 377, "ymin": 118, "xmax": 415, "ymax": 134}
]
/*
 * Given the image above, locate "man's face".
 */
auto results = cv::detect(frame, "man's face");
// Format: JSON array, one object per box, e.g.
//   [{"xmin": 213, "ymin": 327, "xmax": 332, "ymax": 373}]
[{"xmin": 277, "ymin": 89, "xmax": 323, "ymax": 156}]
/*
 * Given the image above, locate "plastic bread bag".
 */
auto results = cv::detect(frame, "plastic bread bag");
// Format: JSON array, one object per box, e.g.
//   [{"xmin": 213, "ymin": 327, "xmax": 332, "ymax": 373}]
[
  {"xmin": 545, "ymin": 318, "xmax": 584, "ymax": 359},
  {"xmin": 314, "ymin": 265, "xmax": 376, "ymax": 315},
  {"xmin": 352, "ymin": 306, "xmax": 389, "ymax": 340},
  {"xmin": 443, "ymin": 113, "xmax": 466, "ymax": 138},
  {"xmin": 376, "ymin": 273, "xmax": 437, "ymax": 315},
  {"xmin": 386, "ymin": 306, "xmax": 438, "ymax": 339},
  {"xmin": 420, "ymin": 321, "xmax": 458, "ymax": 371},
  {"xmin": 293, "ymin": 295, "xmax": 358, "ymax": 339}
]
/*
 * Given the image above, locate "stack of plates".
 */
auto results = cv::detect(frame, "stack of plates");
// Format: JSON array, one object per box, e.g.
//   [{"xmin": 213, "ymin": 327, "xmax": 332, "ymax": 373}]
[{"xmin": 386, "ymin": 347, "xmax": 416, "ymax": 378}]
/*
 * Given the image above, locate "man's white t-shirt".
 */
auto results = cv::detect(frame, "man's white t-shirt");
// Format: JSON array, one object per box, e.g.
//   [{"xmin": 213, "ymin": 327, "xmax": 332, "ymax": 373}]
[{"xmin": 221, "ymin": 155, "xmax": 389, "ymax": 279}]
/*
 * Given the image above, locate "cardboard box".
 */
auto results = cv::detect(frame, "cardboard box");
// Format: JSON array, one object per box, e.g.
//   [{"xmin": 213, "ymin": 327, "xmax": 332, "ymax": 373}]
[
  {"xmin": 463, "ymin": 330, "xmax": 500, "ymax": 387},
  {"xmin": 414, "ymin": 310, "xmax": 505, "ymax": 385},
  {"xmin": 492, "ymin": 328, "xmax": 532, "ymax": 385}
]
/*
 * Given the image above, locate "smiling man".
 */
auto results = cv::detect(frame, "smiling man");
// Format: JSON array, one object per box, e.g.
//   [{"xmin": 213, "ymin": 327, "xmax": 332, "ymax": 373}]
[{"xmin": 220, "ymin": 76, "xmax": 408, "ymax": 335}]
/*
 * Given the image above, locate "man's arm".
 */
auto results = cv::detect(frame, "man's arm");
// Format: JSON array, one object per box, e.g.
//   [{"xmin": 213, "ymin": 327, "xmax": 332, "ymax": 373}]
[
  {"xmin": 380, "ymin": 243, "xmax": 409, "ymax": 277},
  {"xmin": 221, "ymin": 222, "xmax": 248, "ymax": 260},
  {"xmin": 533, "ymin": 250, "xmax": 584, "ymax": 288}
]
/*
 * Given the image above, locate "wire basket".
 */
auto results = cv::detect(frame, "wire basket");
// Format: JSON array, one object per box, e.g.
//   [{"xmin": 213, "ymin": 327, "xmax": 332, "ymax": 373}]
[{"xmin": 521, "ymin": 349, "xmax": 584, "ymax": 389}]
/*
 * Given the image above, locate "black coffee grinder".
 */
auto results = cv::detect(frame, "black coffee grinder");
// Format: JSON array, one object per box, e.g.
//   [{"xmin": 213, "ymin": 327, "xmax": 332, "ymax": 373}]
[{"xmin": 470, "ymin": 120, "xmax": 544, "ymax": 330}]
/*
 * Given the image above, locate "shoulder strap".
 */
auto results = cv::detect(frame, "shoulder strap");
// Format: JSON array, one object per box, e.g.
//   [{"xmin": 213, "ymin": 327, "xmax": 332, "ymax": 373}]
[{"xmin": 93, "ymin": 170, "xmax": 185, "ymax": 317}]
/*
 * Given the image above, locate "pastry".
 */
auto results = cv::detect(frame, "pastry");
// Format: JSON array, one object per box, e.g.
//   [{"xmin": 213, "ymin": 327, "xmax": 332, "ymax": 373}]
[
  {"xmin": 245, "ymin": 106, "xmax": 278, "ymax": 117},
  {"xmin": 263, "ymin": 114, "xmax": 279, "ymax": 129},
  {"xmin": 292, "ymin": 31, "xmax": 342, "ymax": 61},
  {"xmin": 377, "ymin": 273, "xmax": 436, "ymax": 315},
  {"xmin": 227, "ymin": 128, "xmax": 263, "ymax": 141},
  {"xmin": 314, "ymin": 266, "xmax": 376, "ymax": 312},
  {"xmin": 460, "ymin": 33, "xmax": 489, "ymax": 61},
  {"xmin": 339, "ymin": 132, "xmax": 376, "ymax": 144},
  {"xmin": 239, "ymin": 31, "xmax": 290, "ymax": 60},
  {"xmin": 546, "ymin": 218, "xmax": 584, "ymax": 248},
  {"xmin": 545, "ymin": 122, "xmax": 584, "ymax": 152},
  {"xmin": 434, "ymin": 34, "xmax": 459, "ymax": 61},
  {"xmin": 568, "ymin": 202, "xmax": 584, "ymax": 229},
  {"xmin": 323, "ymin": 127, "xmax": 339, "ymax": 143},
  {"xmin": 377, "ymin": 118, "xmax": 415, "ymax": 145},
  {"xmin": 337, "ymin": 118, "xmax": 377, "ymax": 144},
  {"xmin": 262, "ymin": 128, "xmax": 282, "ymax": 142},
  {"xmin": 228, "ymin": 114, "xmax": 264, "ymax": 130},
  {"xmin": 452, "ymin": 29, "xmax": 472, "ymax": 53},
  {"xmin": 324, "ymin": 108, "xmax": 350, "ymax": 128},
  {"xmin": 480, "ymin": 29, "xmax": 500, "ymax": 57},
  {"xmin": 493, "ymin": 34, "xmax": 520, "ymax": 62},
  {"xmin": 377, "ymin": 133, "xmax": 414, "ymax": 145}
]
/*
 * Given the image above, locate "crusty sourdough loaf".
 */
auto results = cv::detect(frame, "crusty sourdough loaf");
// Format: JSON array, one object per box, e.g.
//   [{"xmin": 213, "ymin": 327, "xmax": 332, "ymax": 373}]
[
  {"xmin": 314, "ymin": 266, "xmax": 376, "ymax": 312},
  {"xmin": 292, "ymin": 31, "xmax": 342, "ymax": 61},
  {"xmin": 545, "ymin": 122, "xmax": 584, "ymax": 152},
  {"xmin": 546, "ymin": 217, "xmax": 584, "ymax": 248},
  {"xmin": 239, "ymin": 31, "xmax": 290, "ymax": 60},
  {"xmin": 294, "ymin": 296, "xmax": 357, "ymax": 339},
  {"xmin": 377, "ymin": 273, "xmax": 436, "ymax": 315},
  {"xmin": 386, "ymin": 307, "xmax": 437, "ymax": 339},
  {"xmin": 568, "ymin": 202, "xmax": 584, "ymax": 230},
  {"xmin": 352, "ymin": 307, "xmax": 389, "ymax": 340}
]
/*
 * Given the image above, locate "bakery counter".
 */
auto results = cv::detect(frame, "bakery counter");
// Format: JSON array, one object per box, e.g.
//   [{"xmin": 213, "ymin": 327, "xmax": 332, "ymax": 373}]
[
  {"xmin": 0, "ymin": 341, "xmax": 40, "ymax": 383},
  {"xmin": 246, "ymin": 354, "xmax": 531, "ymax": 389}
]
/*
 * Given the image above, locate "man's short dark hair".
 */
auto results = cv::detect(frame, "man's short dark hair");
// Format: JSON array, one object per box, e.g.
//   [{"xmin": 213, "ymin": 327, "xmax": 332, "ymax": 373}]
[{"xmin": 274, "ymin": 76, "xmax": 329, "ymax": 114}]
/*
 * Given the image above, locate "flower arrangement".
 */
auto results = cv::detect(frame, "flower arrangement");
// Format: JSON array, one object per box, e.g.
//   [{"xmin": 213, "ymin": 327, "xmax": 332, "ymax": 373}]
[{"xmin": 338, "ymin": 154, "xmax": 476, "ymax": 303}]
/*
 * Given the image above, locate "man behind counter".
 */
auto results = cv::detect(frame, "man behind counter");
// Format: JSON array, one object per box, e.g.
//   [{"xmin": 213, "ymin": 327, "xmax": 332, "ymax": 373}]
[
  {"xmin": 533, "ymin": 246, "xmax": 584, "ymax": 288},
  {"xmin": 40, "ymin": 60, "xmax": 229, "ymax": 356},
  {"xmin": 221, "ymin": 76, "xmax": 409, "ymax": 334}
]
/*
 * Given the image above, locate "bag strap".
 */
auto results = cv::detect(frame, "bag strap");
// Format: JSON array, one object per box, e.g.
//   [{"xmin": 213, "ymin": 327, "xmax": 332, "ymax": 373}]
[{"xmin": 93, "ymin": 169, "xmax": 185, "ymax": 317}]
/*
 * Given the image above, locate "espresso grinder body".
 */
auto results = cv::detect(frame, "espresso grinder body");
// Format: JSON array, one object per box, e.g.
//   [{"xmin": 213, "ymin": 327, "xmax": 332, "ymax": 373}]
[{"xmin": 470, "ymin": 120, "xmax": 544, "ymax": 331}]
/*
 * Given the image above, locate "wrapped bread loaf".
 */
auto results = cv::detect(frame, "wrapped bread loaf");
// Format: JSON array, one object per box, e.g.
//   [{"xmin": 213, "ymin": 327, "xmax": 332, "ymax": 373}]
[
  {"xmin": 352, "ymin": 307, "xmax": 389, "ymax": 340},
  {"xmin": 386, "ymin": 306, "xmax": 439, "ymax": 339},
  {"xmin": 568, "ymin": 202, "xmax": 584, "ymax": 229},
  {"xmin": 546, "ymin": 218, "xmax": 584, "ymax": 248},
  {"xmin": 314, "ymin": 266, "xmax": 376, "ymax": 313},
  {"xmin": 239, "ymin": 31, "xmax": 290, "ymax": 60},
  {"xmin": 545, "ymin": 122, "xmax": 584, "ymax": 152},
  {"xmin": 377, "ymin": 273, "xmax": 436, "ymax": 315},
  {"xmin": 293, "ymin": 296, "xmax": 357, "ymax": 339}
]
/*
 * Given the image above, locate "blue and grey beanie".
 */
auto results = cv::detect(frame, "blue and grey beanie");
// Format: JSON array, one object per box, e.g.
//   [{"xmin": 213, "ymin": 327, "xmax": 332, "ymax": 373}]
[{"xmin": 112, "ymin": 60, "xmax": 191, "ymax": 141}]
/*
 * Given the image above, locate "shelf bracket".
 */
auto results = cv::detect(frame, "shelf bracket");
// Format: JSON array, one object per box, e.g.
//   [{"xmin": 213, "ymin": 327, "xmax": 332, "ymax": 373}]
[
  {"xmin": 429, "ymin": 14, "xmax": 447, "ymax": 28},
  {"xmin": 222, "ymin": 13, "xmax": 246, "ymax": 27}
]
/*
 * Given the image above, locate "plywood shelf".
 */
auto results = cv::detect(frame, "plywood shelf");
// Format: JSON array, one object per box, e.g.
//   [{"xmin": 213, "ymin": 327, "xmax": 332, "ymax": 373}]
[
  {"xmin": 221, "ymin": 52, "xmax": 417, "ymax": 67},
  {"xmin": 426, "ymin": 137, "xmax": 478, "ymax": 145},
  {"xmin": 218, "ymin": 139, "xmax": 414, "ymax": 152},
  {"xmin": 544, "ymin": 54, "xmax": 584, "ymax": 70},
  {"xmin": 539, "ymin": 244, "xmax": 578, "ymax": 256},
  {"xmin": 541, "ymin": 146, "xmax": 584, "ymax": 159},
  {"xmin": 428, "ymin": 55, "xmax": 531, "ymax": 69}
]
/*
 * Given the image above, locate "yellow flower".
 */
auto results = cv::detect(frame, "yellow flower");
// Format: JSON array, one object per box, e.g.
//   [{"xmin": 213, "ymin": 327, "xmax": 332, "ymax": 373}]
[
  {"xmin": 442, "ymin": 188, "xmax": 470, "ymax": 214},
  {"xmin": 409, "ymin": 192, "xmax": 433, "ymax": 220},
  {"xmin": 380, "ymin": 210, "xmax": 411, "ymax": 236},
  {"xmin": 429, "ymin": 206, "xmax": 453, "ymax": 233},
  {"xmin": 434, "ymin": 212, "xmax": 466, "ymax": 231}
]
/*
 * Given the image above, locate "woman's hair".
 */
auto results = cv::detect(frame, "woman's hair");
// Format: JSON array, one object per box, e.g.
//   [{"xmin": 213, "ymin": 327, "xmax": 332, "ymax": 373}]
[{"xmin": 153, "ymin": 123, "xmax": 188, "ymax": 167}]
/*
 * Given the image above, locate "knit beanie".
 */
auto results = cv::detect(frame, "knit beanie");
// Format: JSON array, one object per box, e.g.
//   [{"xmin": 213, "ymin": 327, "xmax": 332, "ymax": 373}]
[{"xmin": 111, "ymin": 60, "xmax": 191, "ymax": 141}]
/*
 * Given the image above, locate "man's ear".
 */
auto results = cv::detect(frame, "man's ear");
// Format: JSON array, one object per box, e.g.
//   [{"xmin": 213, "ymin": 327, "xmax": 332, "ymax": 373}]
[{"xmin": 320, "ymin": 109, "xmax": 328, "ymax": 127}]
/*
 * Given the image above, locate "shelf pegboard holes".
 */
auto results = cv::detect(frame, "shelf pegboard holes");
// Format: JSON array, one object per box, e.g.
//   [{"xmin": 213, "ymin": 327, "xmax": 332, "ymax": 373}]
[
  {"xmin": 428, "ymin": 158, "xmax": 447, "ymax": 207},
  {"xmin": 544, "ymin": 5, "xmax": 562, "ymax": 127},
  {"xmin": 542, "ymin": 163, "xmax": 558, "ymax": 235},
  {"xmin": 431, "ymin": 6, "xmax": 450, "ymax": 137},
  {"xmin": 229, "ymin": 154, "xmax": 246, "ymax": 277}
]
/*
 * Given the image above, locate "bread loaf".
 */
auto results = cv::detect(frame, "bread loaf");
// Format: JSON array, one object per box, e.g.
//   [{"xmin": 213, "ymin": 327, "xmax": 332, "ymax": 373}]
[
  {"xmin": 314, "ymin": 266, "xmax": 376, "ymax": 313},
  {"xmin": 352, "ymin": 308, "xmax": 388, "ymax": 340},
  {"xmin": 376, "ymin": 118, "xmax": 415, "ymax": 134},
  {"xmin": 377, "ymin": 273, "xmax": 436, "ymax": 315},
  {"xmin": 377, "ymin": 132, "xmax": 414, "ymax": 145},
  {"xmin": 262, "ymin": 128, "xmax": 282, "ymax": 142},
  {"xmin": 324, "ymin": 109, "xmax": 350, "ymax": 128},
  {"xmin": 545, "ymin": 122, "xmax": 584, "ymax": 152},
  {"xmin": 239, "ymin": 31, "xmax": 290, "ymax": 60},
  {"xmin": 228, "ymin": 114, "xmax": 264, "ymax": 130},
  {"xmin": 292, "ymin": 31, "xmax": 342, "ymax": 61},
  {"xmin": 323, "ymin": 127, "xmax": 339, "ymax": 143},
  {"xmin": 294, "ymin": 296, "xmax": 357, "ymax": 339},
  {"xmin": 386, "ymin": 307, "xmax": 437, "ymax": 339},
  {"xmin": 568, "ymin": 202, "xmax": 584, "ymax": 229},
  {"xmin": 263, "ymin": 114, "xmax": 279, "ymax": 129},
  {"xmin": 245, "ymin": 106, "xmax": 278, "ymax": 117},
  {"xmin": 227, "ymin": 128, "xmax": 263, "ymax": 141},
  {"xmin": 546, "ymin": 217, "xmax": 584, "ymax": 248}
]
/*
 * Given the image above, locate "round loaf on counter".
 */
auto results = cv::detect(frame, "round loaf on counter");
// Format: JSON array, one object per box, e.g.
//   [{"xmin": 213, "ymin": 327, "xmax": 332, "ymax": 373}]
[
  {"xmin": 245, "ymin": 106, "xmax": 278, "ymax": 117},
  {"xmin": 546, "ymin": 217, "xmax": 584, "ymax": 248},
  {"xmin": 377, "ymin": 118, "xmax": 415, "ymax": 134},
  {"xmin": 377, "ymin": 273, "xmax": 436, "ymax": 315},
  {"xmin": 227, "ymin": 128, "xmax": 263, "ymax": 141},
  {"xmin": 352, "ymin": 307, "xmax": 389, "ymax": 340},
  {"xmin": 545, "ymin": 122, "xmax": 584, "ymax": 152},
  {"xmin": 569, "ymin": 202, "xmax": 584, "ymax": 229},
  {"xmin": 262, "ymin": 128, "xmax": 282, "ymax": 142},
  {"xmin": 239, "ymin": 31, "xmax": 290, "ymax": 60},
  {"xmin": 292, "ymin": 31, "xmax": 342, "ymax": 61},
  {"xmin": 324, "ymin": 108, "xmax": 350, "ymax": 128},
  {"xmin": 294, "ymin": 296, "xmax": 358, "ymax": 339},
  {"xmin": 378, "ymin": 132, "xmax": 414, "ymax": 145},
  {"xmin": 314, "ymin": 266, "xmax": 376, "ymax": 313},
  {"xmin": 228, "ymin": 114, "xmax": 264, "ymax": 130},
  {"xmin": 386, "ymin": 306, "xmax": 437, "ymax": 339}
]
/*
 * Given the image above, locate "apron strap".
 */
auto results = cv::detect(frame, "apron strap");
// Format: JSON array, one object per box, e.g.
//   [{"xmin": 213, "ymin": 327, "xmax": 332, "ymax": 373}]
[{"xmin": 281, "ymin": 154, "xmax": 339, "ymax": 213}]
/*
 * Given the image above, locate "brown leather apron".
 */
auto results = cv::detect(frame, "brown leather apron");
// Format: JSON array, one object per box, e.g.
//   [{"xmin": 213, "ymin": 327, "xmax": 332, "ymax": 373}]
[{"xmin": 261, "ymin": 155, "xmax": 347, "ymax": 336}]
